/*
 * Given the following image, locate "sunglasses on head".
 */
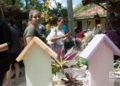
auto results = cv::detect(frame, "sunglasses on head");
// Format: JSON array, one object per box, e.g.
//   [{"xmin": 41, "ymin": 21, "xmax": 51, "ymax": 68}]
[{"xmin": 32, "ymin": 15, "xmax": 40, "ymax": 19}]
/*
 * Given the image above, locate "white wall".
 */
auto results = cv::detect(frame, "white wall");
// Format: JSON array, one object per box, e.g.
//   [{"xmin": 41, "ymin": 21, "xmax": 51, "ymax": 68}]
[{"xmin": 24, "ymin": 44, "xmax": 52, "ymax": 86}]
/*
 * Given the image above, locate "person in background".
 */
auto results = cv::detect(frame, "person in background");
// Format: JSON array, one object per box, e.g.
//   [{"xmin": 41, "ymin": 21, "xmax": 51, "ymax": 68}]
[
  {"xmin": 94, "ymin": 24, "xmax": 103, "ymax": 34},
  {"xmin": 38, "ymin": 23, "xmax": 46, "ymax": 35},
  {"xmin": 4, "ymin": 18, "xmax": 22, "ymax": 86},
  {"xmin": 75, "ymin": 21, "xmax": 82, "ymax": 34},
  {"xmin": 0, "ymin": 9, "xmax": 13, "ymax": 86},
  {"xmin": 62, "ymin": 19, "xmax": 68, "ymax": 34},
  {"xmin": 38, "ymin": 23, "xmax": 47, "ymax": 42},
  {"xmin": 46, "ymin": 17, "xmax": 70, "ymax": 52},
  {"xmin": 24, "ymin": 9, "xmax": 43, "ymax": 44}
]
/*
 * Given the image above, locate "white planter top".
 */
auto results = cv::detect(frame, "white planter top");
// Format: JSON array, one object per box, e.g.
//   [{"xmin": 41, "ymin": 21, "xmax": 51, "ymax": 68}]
[{"xmin": 79, "ymin": 34, "xmax": 120, "ymax": 60}]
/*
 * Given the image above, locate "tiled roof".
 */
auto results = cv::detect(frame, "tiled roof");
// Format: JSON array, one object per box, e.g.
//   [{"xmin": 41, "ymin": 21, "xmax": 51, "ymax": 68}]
[{"xmin": 75, "ymin": 5, "xmax": 107, "ymax": 19}]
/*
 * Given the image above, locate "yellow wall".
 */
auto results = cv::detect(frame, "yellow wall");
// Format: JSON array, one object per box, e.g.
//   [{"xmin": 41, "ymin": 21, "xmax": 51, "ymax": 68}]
[{"xmin": 77, "ymin": 17, "xmax": 106, "ymax": 31}]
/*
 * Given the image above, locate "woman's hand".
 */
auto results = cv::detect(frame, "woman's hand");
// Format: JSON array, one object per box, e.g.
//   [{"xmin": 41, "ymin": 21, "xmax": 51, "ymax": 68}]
[{"xmin": 65, "ymin": 32, "xmax": 71, "ymax": 38}]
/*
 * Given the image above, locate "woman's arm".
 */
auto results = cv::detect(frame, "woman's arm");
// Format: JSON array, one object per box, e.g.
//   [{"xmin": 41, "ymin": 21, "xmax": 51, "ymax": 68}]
[
  {"xmin": 26, "ymin": 36, "xmax": 34, "ymax": 44},
  {"xmin": 0, "ymin": 43, "xmax": 9, "ymax": 52},
  {"xmin": 51, "ymin": 35, "xmax": 66, "ymax": 42},
  {"xmin": 24, "ymin": 25, "xmax": 35, "ymax": 44},
  {"xmin": 51, "ymin": 32, "xmax": 70, "ymax": 42}
]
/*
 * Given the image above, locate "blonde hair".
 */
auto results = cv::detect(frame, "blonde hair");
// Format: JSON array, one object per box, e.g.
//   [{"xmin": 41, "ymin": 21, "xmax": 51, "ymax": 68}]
[{"xmin": 29, "ymin": 9, "xmax": 40, "ymax": 20}]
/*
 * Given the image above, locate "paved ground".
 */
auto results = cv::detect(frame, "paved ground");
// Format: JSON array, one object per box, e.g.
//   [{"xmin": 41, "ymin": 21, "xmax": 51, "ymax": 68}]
[
  {"xmin": 10, "ymin": 67, "xmax": 26, "ymax": 86},
  {"xmin": 11, "ymin": 76, "xmax": 26, "ymax": 86},
  {"xmin": 8, "ymin": 67, "xmax": 88, "ymax": 86}
]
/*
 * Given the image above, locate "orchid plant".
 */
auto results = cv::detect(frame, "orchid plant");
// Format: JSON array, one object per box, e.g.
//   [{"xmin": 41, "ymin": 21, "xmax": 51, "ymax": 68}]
[
  {"xmin": 52, "ymin": 47, "xmax": 88, "ymax": 86},
  {"xmin": 52, "ymin": 47, "xmax": 78, "ymax": 75}
]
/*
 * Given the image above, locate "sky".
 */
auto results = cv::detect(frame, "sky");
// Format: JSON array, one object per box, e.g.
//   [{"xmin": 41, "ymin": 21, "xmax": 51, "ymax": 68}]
[
  {"xmin": 50, "ymin": 0, "xmax": 82, "ymax": 8},
  {"xmin": 21, "ymin": 0, "xmax": 82, "ymax": 9}
]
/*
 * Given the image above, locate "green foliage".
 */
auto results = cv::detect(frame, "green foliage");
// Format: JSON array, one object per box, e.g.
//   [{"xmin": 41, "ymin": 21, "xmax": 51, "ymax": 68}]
[
  {"xmin": 1, "ymin": 0, "xmax": 68, "ymax": 24},
  {"xmin": 60, "ymin": 7, "xmax": 68, "ymax": 18},
  {"xmin": 48, "ymin": 7, "xmax": 67, "ymax": 18},
  {"xmin": 76, "ymin": 58, "xmax": 88, "ymax": 68},
  {"xmin": 0, "ymin": 0, "xmax": 13, "ymax": 5},
  {"xmin": 76, "ymin": 60, "xmax": 82, "ymax": 68},
  {"xmin": 0, "ymin": 0, "xmax": 21, "ymax": 5},
  {"xmin": 52, "ymin": 64, "xmax": 61, "ymax": 75},
  {"xmin": 114, "ymin": 59, "xmax": 120, "ymax": 71}
]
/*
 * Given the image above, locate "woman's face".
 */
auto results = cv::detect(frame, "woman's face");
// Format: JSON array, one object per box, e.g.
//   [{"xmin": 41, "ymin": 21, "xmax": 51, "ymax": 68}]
[
  {"xmin": 31, "ymin": 12, "xmax": 41, "ymax": 26},
  {"xmin": 57, "ymin": 18, "xmax": 64, "ymax": 27}
]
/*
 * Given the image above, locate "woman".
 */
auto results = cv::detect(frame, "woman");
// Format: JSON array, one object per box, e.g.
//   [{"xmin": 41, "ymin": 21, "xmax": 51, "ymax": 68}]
[
  {"xmin": 0, "ymin": 12, "xmax": 13, "ymax": 86},
  {"xmin": 46, "ymin": 17, "xmax": 70, "ymax": 51},
  {"xmin": 24, "ymin": 9, "xmax": 42, "ymax": 44},
  {"xmin": 4, "ymin": 19, "xmax": 22, "ymax": 86}
]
